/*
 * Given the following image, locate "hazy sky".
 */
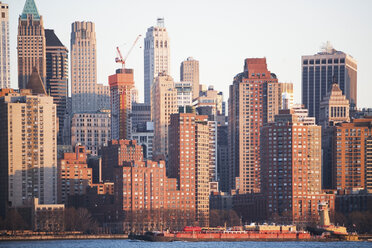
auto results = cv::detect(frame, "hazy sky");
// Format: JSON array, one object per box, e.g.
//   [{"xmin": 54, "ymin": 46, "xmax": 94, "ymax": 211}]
[{"xmin": 8, "ymin": 0, "xmax": 372, "ymax": 108}]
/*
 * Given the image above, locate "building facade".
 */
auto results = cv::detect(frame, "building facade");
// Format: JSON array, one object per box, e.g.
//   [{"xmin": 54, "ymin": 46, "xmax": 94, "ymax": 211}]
[
  {"xmin": 180, "ymin": 57, "xmax": 199, "ymax": 100},
  {"xmin": 175, "ymin": 81, "xmax": 192, "ymax": 107},
  {"xmin": 319, "ymin": 83, "xmax": 350, "ymax": 189},
  {"xmin": 332, "ymin": 117, "xmax": 372, "ymax": 191},
  {"xmin": 278, "ymin": 82, "xmax": 294, "ymax": 110},
  {"xmin": 0, "ymin": 1, "xmax": 9, "ymax": 89},
  {"xmin": 58, "ymin": 145, "xmax": 92, "ymax": 204},
  {"xmin": 70, "ymin": 21, "xmax": 97, "ymax": 113},
  {"xmin": 109, "ymin": 68, "xmax": 134, "ymax": 140},
  {"xmin": 45, "ymin": 29, "xmax": 68, "ymax": 145},
  {"xmin": 261, "ymin": 108, "xmax": 335, "ymax": 223},
  {"xmin": 228, "ymin": 58, "xmax": 280, "ymax": 194},
  {"xmin": 130, "ymin": 103, "xmax": 151, "ymax": 131},
  {"xmin": 0, "ymin": 89, "xmax": 57, "ymax": 218},
  {"xmin": 131, "ymin": 122, "xmax": 154, "ymax": 161},
  {"xmin": 151, "ymin": 74, "xmax": 177, "ymax": 158},
  {"xmin": 302, "ymin": 43, "xmax": 357, "ymax": 122},
  {"xmin": 70, "ymin": 112, "xmax": 111, "ymax": 156},
  {"xmin": 17, "ymin": 0, "xmax": 46, "ymax": 89},
  {"xmin": 144, "ymin": 18, "xmax": 170, "ymax": 104}
]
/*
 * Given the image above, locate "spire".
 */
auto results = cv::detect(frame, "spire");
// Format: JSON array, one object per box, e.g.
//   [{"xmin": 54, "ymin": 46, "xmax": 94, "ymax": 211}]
[
  {"xmin": 26, "ymin": 67, "xmax": 46, "ymax": 95},
  {"xmin": 21, "ymin": 0, "xmax": 40, "ymax": 20}
]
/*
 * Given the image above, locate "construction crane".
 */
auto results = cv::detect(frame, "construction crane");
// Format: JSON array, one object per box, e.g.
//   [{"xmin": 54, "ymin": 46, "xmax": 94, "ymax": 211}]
[{"xmin": 115, "ymin": 34, "xmax": 142, "ymax": 70}]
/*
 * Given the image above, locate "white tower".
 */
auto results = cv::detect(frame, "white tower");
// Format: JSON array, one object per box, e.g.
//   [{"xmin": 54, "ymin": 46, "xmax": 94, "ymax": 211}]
[{"xmin": 144, "ymin": 18, "xmax": 170, "ymax": 104}]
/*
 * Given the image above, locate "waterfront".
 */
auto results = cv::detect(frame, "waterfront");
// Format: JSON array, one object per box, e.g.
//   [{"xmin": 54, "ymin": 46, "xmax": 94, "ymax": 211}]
[{"xmin": 0, "ymin": 240, "xmax": 370, "ymax": 248}]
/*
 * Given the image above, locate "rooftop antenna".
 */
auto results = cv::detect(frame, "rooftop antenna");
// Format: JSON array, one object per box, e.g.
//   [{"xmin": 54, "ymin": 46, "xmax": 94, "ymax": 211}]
[{"xmin": 321, "ymin": 41, "xmax": 334, "ymax": 54}]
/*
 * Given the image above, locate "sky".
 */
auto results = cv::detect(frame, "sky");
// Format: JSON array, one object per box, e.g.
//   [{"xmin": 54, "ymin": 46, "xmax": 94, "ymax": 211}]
[{"xmin": 7, "ymin": 0, "xmax": 372, "ymax": 108}]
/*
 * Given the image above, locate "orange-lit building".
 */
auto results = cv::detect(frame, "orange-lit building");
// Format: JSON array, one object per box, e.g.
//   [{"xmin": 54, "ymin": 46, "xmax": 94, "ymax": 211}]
[
  {"xmin": 101, "ymin": 139, "xmax": 143, "ymax": 181},
  {"xmin": 332, "ymin": 117, "xmax": 372, "ymax": 191},
  {"xmin": 109, "ymin": 68, "xmax": 135, "ymax": 140},
  {"xmin": 261, "ymin": 108, "xmax": 335, "ymax": 223},
  {"xmin": 57, "ymin": 145, "xmax": 92, "ymax": 204},
  {"xmin": 229, "ymin": 58, "xmax": 280, "ymax": 194}
]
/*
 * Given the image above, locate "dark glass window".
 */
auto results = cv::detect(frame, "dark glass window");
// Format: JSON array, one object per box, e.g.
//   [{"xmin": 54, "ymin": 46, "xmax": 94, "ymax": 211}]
[
  {"xmin": 316, "ymin": 60, "xmax": 320, "ymax": 64},
  {"xmin": 340, "ymin": 58, "xmax": 345, "ymax": 63},
  {"xmin": 310, "ymin": 60, "xmax": 314, "ymax": 65},
  {"xmin": 334, "ymin": 59, "xmax": 339, "ymax": 63},
  {"xmin": 321, "ymin": 59, "xmax": 326, "ymax": 64},
  {"xmin": 303, "ymin": 60, "xmax": 308, "ymax": 65},
  {"xmin": 328, "ymin": 59, "xmax": 332, "ymax": 63}
]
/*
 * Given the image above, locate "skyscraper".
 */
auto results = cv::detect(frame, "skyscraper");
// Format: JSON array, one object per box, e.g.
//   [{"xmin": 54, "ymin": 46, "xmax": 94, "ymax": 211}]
[
  {"xmin": 151, "ymin": 73, "xmax": 177, "ymax": 158},
  {"xmin": 109, "ymin": 68, "xmax": 135, "ymax": 140},
  {"xmin": 0, "ymin": 89, "xmax": 57, "ymax": 218},
  {"xmin": 144, "ymin": 18, "xmax": 170, "ymax": 104},
  {"xmin": 17, "ymin": 0, "xmax": 46, "ymax": 89},
  {"xmin": 0, "ymin": 1, "xmax": 9, "ymax": 89},
  {"xmin": 278, "ymin": 82, "xmax": 294, "ymax": 110},
  {"xmin": 319, "ymin": 84, "xmax": 350, "ymax": 189},
  {"xmin": 302, "ymin": 42, "xmax": 357, "ymax": 122},
  {"xmin": 70, "ymin": 21, "xmax": 97, "ymax": 112},
  {"xmin": 228, "ymin": 58, "xmax": 280, "ymax": 194},
  {"xmin": 180, "ymin": 57, "xmax": 199, "ymax": 100},
  {"xmin": 45, "ymin": 29, "xmax": 68, "ymax": 145},
  {"xmin": 261, "ymin": 107, "xmax": 335, "ymax": 223}
]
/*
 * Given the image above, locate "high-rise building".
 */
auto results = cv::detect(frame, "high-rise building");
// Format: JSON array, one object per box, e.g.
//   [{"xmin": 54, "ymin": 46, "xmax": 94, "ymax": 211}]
[
  {"xmin": 70, "ymin": 112, "xmax": 111, "ymax": 156},
  {"xmin": 332, "ymin": 117, "xmax": 372, "ymax": 191},
  {"xmin": 168, "ymin": 113, "xmax": 210, "ymax": 226},
  {"xmin": 17, "ymin": 0, "xmax": 46, "ymax": 89},
  {"xmin": 109, "ymin": 68, "xmax": 134, "ymax": 140},
  {"xmin": 0, "ymin": 1, "xmax": 9, "ymax": 89},
  {"xmin": 130, "ymin": 103, "xmax": 151, "ymax": 131},
  {"xmin": 261, "ymin": 108, "xmax": 335, "ymax": 223},
  {"xmin": 70, "ymin": 21, "xmax": 97, "ymax": 112},
  {"xmin": 144, "ymin": 18, "xmax": 170, "ymax": 104},
  {"xmin": 180, "ymin": 57, "xmax": 199, "ymax": 100},
  {"xmin": 278, "ymin": 82, "xmax": 294, "ymax": 110},
  {"xmin": 228, "ymin": 58, "xmax": 280, "ymax": 194},
  {"xmin": 217, "ymin": 124, "xmax": 229, "ymax": 192},
  {"xmin": 58, "ymin": 145, "xmax": 92, "ymax": 204},
  {"xmin": 131, "ymin": 121, "xmax": 154, "ymax": 161},
  {"xmin": 45, "ymin": 29, "xmax": 68, "ymax": 145},
  {"xmin": 319, "ymin": 84, "xmax": 350, "ymax": 189},
  {"xmin": 175, "ymin": 81, "xmax": 192, "ymax": 107},
  {"xmin": 0, "ymin": 89, "xmax": 57, "ymax": 218},
  {"xmin": 197, "ymin": 86, "xmax": 224, "ymax": 117},
  {"xmin": 151, "ymin": 74, "xmax": 177, "ymax": 158},
  {"xmin": 302, "ymin": 42, "xmax": 357, "ymax": 122}
]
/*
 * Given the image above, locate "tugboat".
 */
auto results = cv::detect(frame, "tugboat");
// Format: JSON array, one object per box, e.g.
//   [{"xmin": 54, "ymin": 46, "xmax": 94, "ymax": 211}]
[{"xmin": 307, "ymin": 202, "xmax": 358, "ymax": 240}]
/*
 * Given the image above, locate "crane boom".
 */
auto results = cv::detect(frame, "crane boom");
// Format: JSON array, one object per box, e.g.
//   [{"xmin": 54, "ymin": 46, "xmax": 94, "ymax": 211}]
[{"xmin": 115, "ymin": 34, "xmax": 142, "ymax": 70}]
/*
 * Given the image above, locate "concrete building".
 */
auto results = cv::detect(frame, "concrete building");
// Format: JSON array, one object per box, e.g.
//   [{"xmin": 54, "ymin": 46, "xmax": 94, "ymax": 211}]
[
  {"xmin": 302, "ymin": 42, "xmax": 357, "ymax": 122},
  {"xmin": 228, "ymin": 58, "xmax": 280, "ymax": 194},
  {"xmin": 96, "ymin": 83, "xmax": 110, "ymax": 111},
  {"xmin": 144, "ymin": 18, "xmax": 170, "ymax": 104},
  {"xmin": 180, "ymin": 57, "xmax": 199, "ymax": 100},
  {"xmin": 109, "ymin": 68, "xmax": 134, "ymax": 140},
  {"xmin": 319, "ymin": 83, "xmax": 350, "ymax": 189},
  {"xmin": 278, "ymin": 82, "xmax": 294, "ymax": 110},
  {"xmin": 175, "ymin": 81, "xmax": 192, "ymax": 107},
  {"xmin": 32, "ymin": 198, "xmax": 64, "ymax": 232},
  {"xmin": 332, "ymin": 117, "xmax": 372, "ymax": 191},
  {"xmin": 70, "ymin": 112, "xmax": 111, "ymax": 156},
  {"xmin": 71, "ymin": 21, "xmax": 101, "ymax": 113},
  {"xmin": 58, "ymin": 145, "xmax": 92, "ymax": 204},
  {"xmin": 45, "ymin": 29, "xmax": 68, "ymax": 145},
  {"xmin": 0, "ymin": 89, "xmax": 57, "ymax": 218},
  {"xmin": 0, "ymin": 1, "xmax": 10, "ymax": 89},
  {"xmin": 261, "ymin": 108, "xmax": 335, "ymax": 223},
  {"xmin": 151, "ymin": 74, "xmax": 177, "ymax": 158},
  {"xmin": 130, "ymin": 103, "xmax": 151, "ymax": 131},
  {"xmin": 17, "ymin": 0, "xmax": 46, "ymax": 89},
  {"xmin": 217, "ymin": 124, "xmax": 229, "ymax": 192},
  {"xmin": 197, "ymin": 86, "xmax": 224, "ymax": 116},
  {"xmin": 131, "ymin": 122, "xmax": 154, "ymax": 160}
]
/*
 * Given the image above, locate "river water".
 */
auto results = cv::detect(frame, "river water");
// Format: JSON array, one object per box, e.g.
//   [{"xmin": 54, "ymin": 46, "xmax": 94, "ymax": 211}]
[{"xmin": 0, "ymin": 240, "xmax": 370, "ymax": 248}]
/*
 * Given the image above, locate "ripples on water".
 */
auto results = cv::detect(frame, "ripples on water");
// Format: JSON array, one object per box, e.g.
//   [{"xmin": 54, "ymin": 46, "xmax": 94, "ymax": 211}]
[{"xmin": 0, "ymin": 240, "xmax": 370, "ymax": 248}]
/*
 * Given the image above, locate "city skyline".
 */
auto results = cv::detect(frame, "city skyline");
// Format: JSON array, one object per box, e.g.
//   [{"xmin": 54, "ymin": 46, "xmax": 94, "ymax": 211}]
[{"xmin": 6, "ymin": 0, "xmax": 372, "ymax": 108}]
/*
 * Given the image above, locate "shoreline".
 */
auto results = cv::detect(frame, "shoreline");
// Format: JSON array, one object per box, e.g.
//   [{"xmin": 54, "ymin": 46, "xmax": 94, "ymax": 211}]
[{"xmin": 0, "ymin": 234, "xmax": 128, "ymax": 241}]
